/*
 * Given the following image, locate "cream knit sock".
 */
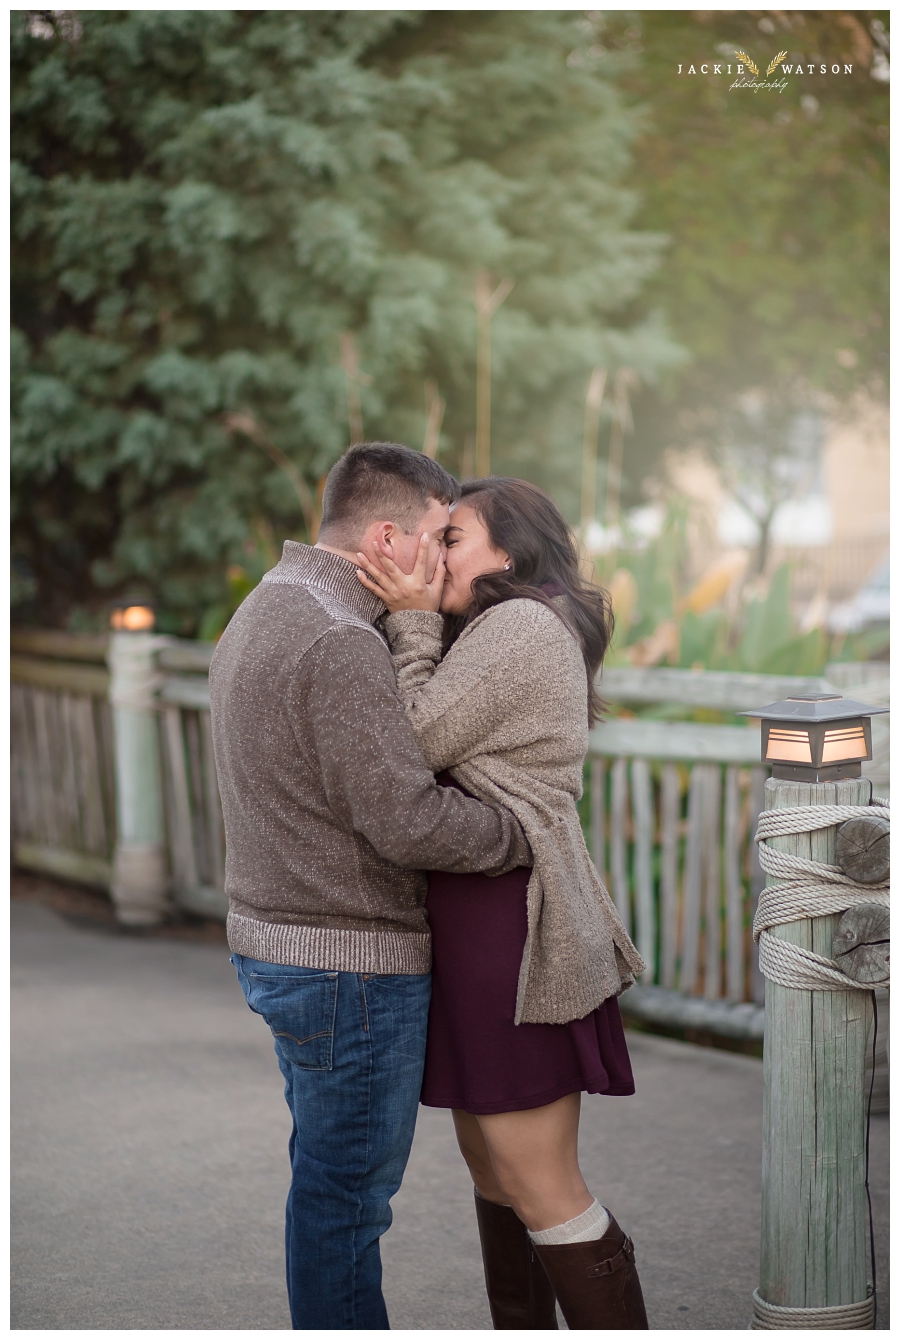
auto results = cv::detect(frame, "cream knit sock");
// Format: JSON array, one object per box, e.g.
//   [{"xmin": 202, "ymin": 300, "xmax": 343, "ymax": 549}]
[{"xmin": 527, "ymin": 1198, "xmax": 610, "ymax": 1246}]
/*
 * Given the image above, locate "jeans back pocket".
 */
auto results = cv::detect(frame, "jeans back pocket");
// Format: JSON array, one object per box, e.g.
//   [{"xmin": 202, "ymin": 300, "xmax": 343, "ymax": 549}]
[{"xmin": 245, "ymin": 969, "xmax": 339, "ymax": 1071}]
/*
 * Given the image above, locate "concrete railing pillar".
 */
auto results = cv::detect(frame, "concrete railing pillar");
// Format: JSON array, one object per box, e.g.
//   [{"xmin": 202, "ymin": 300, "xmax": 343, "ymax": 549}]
[{"xmin": 108, "ymin": 630, "xmax": 170, "ymax": 926}]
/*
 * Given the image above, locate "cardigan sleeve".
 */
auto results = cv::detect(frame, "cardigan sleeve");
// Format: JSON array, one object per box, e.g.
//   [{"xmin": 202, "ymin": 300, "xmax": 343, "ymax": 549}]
[
  {"xmin": 383, "ymin": 601, "xmax": 567, "ymax": 774},
  {"xmin": 382, "ymin": 609, "xmax": 445, "ymax": 692}
]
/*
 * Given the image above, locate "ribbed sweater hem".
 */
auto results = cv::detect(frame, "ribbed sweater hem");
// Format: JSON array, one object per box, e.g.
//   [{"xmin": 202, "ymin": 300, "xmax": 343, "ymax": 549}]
[{"xmin": 226, "ymin": 911, "xmax": 431, "ymax": 975}]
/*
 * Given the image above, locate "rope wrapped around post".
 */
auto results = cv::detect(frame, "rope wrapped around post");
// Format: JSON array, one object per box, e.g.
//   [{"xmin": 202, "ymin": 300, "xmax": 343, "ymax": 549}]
[
  {"xmin": 753, "ymin": 802, "xmax": 890, "ymax": 993},
  {"xmin": 751, "ymin": 1288, "xmax": 876, "ymax": 1330},
  {"xmin": 751, "ymin": 795, "xmax": 888, "ymax": 1330}
]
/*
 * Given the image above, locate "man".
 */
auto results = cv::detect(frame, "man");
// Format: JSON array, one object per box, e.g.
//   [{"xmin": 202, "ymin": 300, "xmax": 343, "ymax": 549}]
[{"xmin": 209, "ymin": 442, "xmax": 530, "ymax": 1330}]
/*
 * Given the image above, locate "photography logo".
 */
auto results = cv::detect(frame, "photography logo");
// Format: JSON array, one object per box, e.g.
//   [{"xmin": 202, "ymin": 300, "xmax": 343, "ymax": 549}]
[
  {"xmin": 677, "ymin": 50, "xmax": 855, "ymax": 93},
  {"xmin": 734, "ymin": 50, "xmax": 787, "ymax": 77},
  {"xmin": 731, "ymin": 49, "xmax": 788, "ymax": 91}
]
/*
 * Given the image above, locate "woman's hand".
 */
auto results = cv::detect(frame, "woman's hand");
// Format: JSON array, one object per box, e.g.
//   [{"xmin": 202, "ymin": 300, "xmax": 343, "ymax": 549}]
[{"xmin": 355, "ymin": 534, "xmax": 446, "ymax": 614}]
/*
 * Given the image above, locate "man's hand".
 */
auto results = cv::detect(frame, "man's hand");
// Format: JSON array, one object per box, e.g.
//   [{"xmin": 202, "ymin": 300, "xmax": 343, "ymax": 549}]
[{"xmin": 356, "ymin": 534, "xmax": 446, "ymax": 614}]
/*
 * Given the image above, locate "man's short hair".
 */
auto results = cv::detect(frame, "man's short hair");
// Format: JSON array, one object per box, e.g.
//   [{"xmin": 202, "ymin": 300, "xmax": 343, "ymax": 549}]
[{"xmin": 319, "ymin": 443, "xmax": 460, "ymax": 548}]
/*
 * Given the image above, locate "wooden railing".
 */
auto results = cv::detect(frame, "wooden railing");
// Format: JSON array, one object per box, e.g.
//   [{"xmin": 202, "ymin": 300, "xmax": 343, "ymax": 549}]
[
  {"xmin": 11, "ymin": 630, "xmax": 115, "ymax": 889},
  {"xmin": 155, "ymin": 641, "xmax": 224, "ymax": 920},
  {"xmin": 589, "ymin": 665, "xmax": 889, "ymax": 1043},
  {"xmin": 11, "ymin": 631, "xmax": 889, "ymax": 1031},
  {"xmin": 588, "ymin": 668, "xmax": 837, "ymax": 1012}
]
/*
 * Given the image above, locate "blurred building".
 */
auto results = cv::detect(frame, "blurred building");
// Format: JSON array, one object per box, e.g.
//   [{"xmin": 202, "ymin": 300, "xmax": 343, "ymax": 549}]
[
  {"xmin": 777, "ymin": 396, "xmax": 889, "ymax": 609},
  {"xmin": 662, "ymin": 396, "xmax": 889, "ymax": 626}
]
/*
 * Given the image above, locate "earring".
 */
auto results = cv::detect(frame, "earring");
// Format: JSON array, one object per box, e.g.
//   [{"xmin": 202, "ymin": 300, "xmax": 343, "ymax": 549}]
[{"xmin": 504, "ymin": 563, "xmax": 511, "ymax": 570}]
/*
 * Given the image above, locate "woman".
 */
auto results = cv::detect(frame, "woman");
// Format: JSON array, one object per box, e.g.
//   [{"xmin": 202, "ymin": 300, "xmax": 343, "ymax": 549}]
[{"xmin": 356, "ymin": 477, "xmax": 648, "ymax": 1330}]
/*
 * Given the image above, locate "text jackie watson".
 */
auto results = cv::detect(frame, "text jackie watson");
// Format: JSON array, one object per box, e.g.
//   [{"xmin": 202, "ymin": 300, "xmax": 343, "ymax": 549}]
[{"xmin": 677, "ymin": 62, "xmax": 854, "ymax": 75}]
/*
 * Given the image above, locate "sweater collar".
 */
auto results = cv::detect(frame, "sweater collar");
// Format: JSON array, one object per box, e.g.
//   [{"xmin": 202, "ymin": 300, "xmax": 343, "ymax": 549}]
[{"xmin": 264, "ymin": 541, "xmax": 386, "ymax": 625}]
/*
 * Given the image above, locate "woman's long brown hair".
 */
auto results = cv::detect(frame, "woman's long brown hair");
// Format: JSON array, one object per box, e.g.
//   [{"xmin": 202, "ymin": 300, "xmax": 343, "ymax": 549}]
[{"xmin": 443, "ymin": 477, "xmax": 614, "ymax": 726}]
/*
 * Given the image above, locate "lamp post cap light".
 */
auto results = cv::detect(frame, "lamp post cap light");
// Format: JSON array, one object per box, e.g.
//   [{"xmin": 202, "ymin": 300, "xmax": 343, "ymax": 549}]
[
  {"xmin": 110, "ymin": 604, "xmax": 156, "ymax": 632},
  {"xmin": 739, "ymin": 694, "xmax": 888, "ymax": 783},
  {"xmin": 737, "ymin": 694, "xmax": 889, "ymax": 724}
]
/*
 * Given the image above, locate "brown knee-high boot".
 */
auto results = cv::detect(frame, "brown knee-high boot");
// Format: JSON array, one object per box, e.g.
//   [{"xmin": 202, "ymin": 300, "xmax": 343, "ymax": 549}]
[
  {"xmin": 532, "ymin": 1212, "xmax": 649, "ymax": 1330},
  {"xmin": 473, "ymin": 1192, "xmax": 559, "ymax": 1329}
]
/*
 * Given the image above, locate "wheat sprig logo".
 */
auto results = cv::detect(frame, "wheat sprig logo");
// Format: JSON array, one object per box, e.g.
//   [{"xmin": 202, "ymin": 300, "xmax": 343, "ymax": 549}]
[
  {"xmin": 734, "ymin": 50, "xmax": 760, "ymax": 77},
  {"xmin": 766, "ymin": 50, "xmax": 789, "ymax": 77}
]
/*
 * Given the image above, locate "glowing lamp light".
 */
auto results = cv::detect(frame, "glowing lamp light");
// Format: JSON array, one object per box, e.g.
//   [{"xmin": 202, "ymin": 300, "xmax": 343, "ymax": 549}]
[
  {"xmin": 110, "ymin": 605, "xmax": 156, "ymax": 632},
  {"xmin": 738, "ymin": 695, "xmax": 888, "ymax": 782}
]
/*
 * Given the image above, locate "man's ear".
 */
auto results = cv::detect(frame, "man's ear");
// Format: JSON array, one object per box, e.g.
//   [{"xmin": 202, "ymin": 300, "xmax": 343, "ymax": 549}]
[
  {"xmin": 356, "ymin": 521, "xmax": 392, "ymax": 557},
  {"xmin": 375, "ymin": 521, "xmax": 397, "ymax": 555}
]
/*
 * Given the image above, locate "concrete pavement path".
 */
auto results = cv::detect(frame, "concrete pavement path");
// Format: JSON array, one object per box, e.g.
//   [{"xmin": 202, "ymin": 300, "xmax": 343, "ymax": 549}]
[{"xmin": 11, "ymin": 898, "xmax": 889, "ymax": 1330}]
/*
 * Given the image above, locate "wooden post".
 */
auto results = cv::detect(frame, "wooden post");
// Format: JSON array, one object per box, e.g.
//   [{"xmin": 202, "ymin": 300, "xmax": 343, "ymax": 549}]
[
  {"xmin": 680, "ymin": 763, "xmax": 706, "ymax": 993},
  {"xmin": 589, "ymin": 757, "xmax": 606, "ymax": 887},
  {"xmin": 609, "ymin": 756, "xmax": 631, "ymax": 934},
  {"xmin": 108, "ymin": 631, "xmax": 170, "ymax": 926},
  {"xmin": 631, "ymin": 757, "xmax": 655, "ymax": 976},
  {"xmin": 702, "ymin": 763, "xmax": 723, "ymax": 1000},
  {"xmin": 660, "ymin": 762, "xmax": 680, "ymax": 989},
  {"xmin": 757, "ymin": 776, "xmax": 874, "ymax": 1322}
]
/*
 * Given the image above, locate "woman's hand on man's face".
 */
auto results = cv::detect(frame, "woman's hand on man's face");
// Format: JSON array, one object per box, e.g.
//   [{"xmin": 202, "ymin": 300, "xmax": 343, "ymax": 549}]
[{"xmin": 355, "ymin": 534, "xmax": 446, "ymax": 614}]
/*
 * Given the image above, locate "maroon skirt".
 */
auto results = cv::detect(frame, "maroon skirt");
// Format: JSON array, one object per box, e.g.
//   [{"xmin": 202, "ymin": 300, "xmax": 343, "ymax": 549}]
[{"xmin": 420, "ymin": 837, "xmax": 635, "ymax": 1115}]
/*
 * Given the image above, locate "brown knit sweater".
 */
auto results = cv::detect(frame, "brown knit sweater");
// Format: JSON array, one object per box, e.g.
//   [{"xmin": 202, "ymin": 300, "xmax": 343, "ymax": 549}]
[
  {"xmin": 384, "ymin": 599, "xmax": 646, "ymax": 1023},
  {"xmin": 209, "ymin": 542, "xmax": 531, "ymax": 975}
]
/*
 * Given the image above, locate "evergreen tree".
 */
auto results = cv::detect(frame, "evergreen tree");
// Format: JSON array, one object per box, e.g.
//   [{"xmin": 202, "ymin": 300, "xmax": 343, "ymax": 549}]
[{"xmin": 12, "ymin": 10, "xmax": 681, "ymax": 631}]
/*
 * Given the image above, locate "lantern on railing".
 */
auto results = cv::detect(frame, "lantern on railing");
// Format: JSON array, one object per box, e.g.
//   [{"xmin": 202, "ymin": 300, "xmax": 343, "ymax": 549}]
[
  {"xmin": 110, "ymin": 603, "xmax": 155, "ymax": 632},
  {"xmin": 738, "ymin": 694, "xmax": 889, "ymax": 783}
]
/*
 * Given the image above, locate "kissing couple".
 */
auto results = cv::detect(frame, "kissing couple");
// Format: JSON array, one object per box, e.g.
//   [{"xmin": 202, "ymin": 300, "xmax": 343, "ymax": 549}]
[{"xmin": 210, "ymin": 442, "xmax": 648, "ymax": 1330}]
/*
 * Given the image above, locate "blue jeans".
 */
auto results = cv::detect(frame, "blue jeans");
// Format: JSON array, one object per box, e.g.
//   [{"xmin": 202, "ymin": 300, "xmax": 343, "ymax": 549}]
[{"xmin": 232, "ymin": 955, "xmax": 431, "ymax": 1330}]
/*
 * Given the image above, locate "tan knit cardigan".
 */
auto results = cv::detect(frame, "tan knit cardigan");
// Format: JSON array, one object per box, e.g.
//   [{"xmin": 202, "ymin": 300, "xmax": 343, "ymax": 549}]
[{"xmin": 383, "ymin": 598, "xmax": 646, "ymax": 1024}]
